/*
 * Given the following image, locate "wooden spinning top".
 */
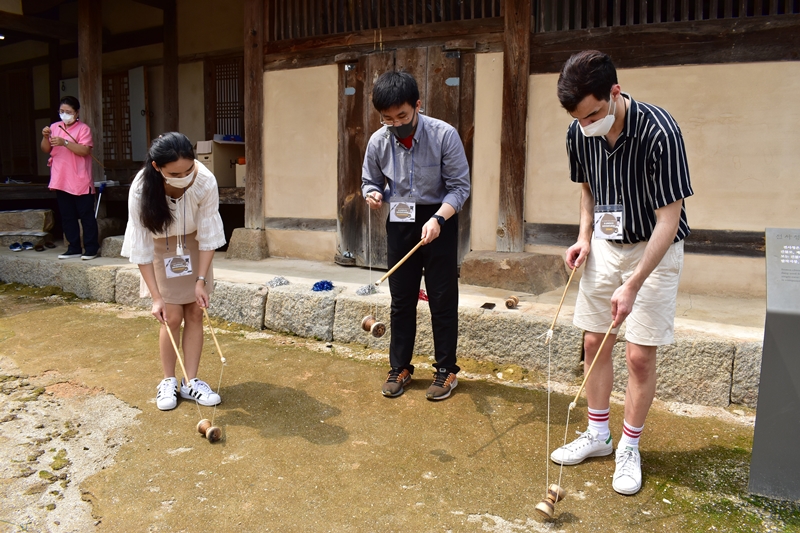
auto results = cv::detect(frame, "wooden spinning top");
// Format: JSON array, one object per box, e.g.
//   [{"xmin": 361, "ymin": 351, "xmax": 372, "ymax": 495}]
[
  {"xmin": 534, "ymin": 484, "xmax": 566, "ymax": 519},
  {"xmin": 197, "ymin": 419, "xmax": 222, "ymax": 443},
  {"xmin": 361, "ymin": 315, "xmax": 386, "ymax": 338},
  {"xmin": 505, "ymin": 295, "xmax": 519, "ymax": 309}
]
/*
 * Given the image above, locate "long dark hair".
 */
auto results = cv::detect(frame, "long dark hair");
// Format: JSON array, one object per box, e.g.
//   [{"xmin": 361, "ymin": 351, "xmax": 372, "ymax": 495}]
[{"xmin": 139, "ymin": 132, "xmax": 195, "ymax": 234}]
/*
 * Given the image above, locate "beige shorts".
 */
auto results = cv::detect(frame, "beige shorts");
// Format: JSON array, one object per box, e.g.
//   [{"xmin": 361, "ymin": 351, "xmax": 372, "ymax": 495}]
[{"xmin": 573, "ymin": 239, "xmax": 684, "ymax": 346}]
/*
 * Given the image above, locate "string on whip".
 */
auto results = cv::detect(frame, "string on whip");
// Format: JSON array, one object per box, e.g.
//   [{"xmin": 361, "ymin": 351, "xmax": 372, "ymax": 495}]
[{"xmin": 202, "ymin": 308, "xmax": 226, "ymax": 426}]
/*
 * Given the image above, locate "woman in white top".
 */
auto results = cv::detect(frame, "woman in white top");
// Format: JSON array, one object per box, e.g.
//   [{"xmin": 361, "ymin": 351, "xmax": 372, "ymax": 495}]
[{"xmin": 122, "ymin": 132, "xmax": 226, "ymax": 411}]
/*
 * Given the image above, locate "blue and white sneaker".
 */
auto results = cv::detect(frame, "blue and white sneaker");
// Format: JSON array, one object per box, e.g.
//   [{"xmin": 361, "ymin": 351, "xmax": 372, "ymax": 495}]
[
  {"xmin": 180, "ymin": 378, "xmax": 221, "ymax": 406},
  {"xmin": 156, "ymin": 377, "xmax": 178, "ymax": 411}
]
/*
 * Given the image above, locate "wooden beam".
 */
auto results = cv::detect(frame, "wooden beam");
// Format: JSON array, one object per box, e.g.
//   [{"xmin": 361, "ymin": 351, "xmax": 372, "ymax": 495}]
[
  {"xmin": 0, "ymin": 10, "xmax": 78, "ymax": 42},
  {"xmin": 162, "ymin": 0, "xmax": 178, "ymax": 132},
  {"xmin": 530, "ymin": 14, "xmax": 800, "ymax": 73},
  {"xmin": 48, "ymin": 39, "xmax": 61, "ymax": 124},
  {"xmin": 130, "ymin": 0, "xmax": 169, "ymax": 9},
  {"xmin": 497, "ymin": 0, "xmax": 530, "ymax": 252},
  {"xmin": 58, "ymin": 26, "xmax": 164, "ymax": 59},
  {"xmin": 244, "ymin": 0, "xmax": 265, "ymax": 229},
  {"xmin": 22, "ymin": 0, "xmax": 70, "ymax": 15},
  {"xmin": 78, "ymin": 0, "xmax": 104, "ymax": 183}
]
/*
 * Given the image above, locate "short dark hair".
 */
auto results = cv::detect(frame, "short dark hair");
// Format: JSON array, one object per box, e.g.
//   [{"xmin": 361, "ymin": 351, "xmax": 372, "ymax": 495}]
[
  {"xmin": 557, "ymin": 50, "xmax": 618, "ymax": 112},
  {"xmin": 59, "ymin": 95, "xmax": 80, "ymax": 111},
  {"xmin": 371, "ymin": 71, "xmax": 419, "ymax": 112}
]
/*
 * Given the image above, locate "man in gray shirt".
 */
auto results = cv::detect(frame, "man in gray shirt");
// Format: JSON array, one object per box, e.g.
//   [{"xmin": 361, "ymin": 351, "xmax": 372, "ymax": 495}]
[{"xmin": 362, "ymin": 71, "xmax": 470, "ymax": 401}]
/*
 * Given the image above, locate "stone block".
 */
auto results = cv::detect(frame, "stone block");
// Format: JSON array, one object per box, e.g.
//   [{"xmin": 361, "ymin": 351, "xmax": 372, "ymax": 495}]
[
  {"xmin": 264, "ymin": 283, "xmax": 342, "ymax": 341},
  {"xmin": 731, "ymin": 341, "xmax": 763, "ymax": 408},
  {"xmin": 226, "ymin": 228, "xmax": 269, "ymax": 260},
  {"xmin": 60, "ymin": 262, "xmax": 118, "ymax": 302},
  {"xmin": 0, "ymin": 231, "xmax": 51, "ymax": 247},
  {"xmin": 101, "ymin": 235, "xmax": 125, "ymax": 258},
  {"xmin": 0, "ymin": 255, "xmax": 59, "ymax": 288},
  {"xmin": 458, "ymin": 308, "xmax": 584, "ymax": 382},
  {"xmin": 332, "ymin": 291, "xmax": 393, "ymax": 350},
  {"xmin": 460, "ymin": 251, "xmax": 569, "ymax": 295},
  {"xmin": 208, "ymin": 280, "xmax": 268, "ymax": 330},
  {"xmin": 0, "ymin": 209, "xmax": 54, "ymax": 232},
  {"xmin": 114, "ymin": 268, "xmax": 151, "ymax": 308},
  {"xmin": 612, "ymin": 333, "xmax": 736, "ymax": 407}
]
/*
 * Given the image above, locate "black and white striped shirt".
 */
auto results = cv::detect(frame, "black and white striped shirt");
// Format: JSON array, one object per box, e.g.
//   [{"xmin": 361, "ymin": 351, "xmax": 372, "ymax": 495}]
[{"xmin": 567, "ymin": 93, "xmax": 693, "ymax": 244}]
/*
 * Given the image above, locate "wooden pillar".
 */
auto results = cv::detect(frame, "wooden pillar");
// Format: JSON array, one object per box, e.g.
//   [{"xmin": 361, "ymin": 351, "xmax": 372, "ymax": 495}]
[
  {"xmin": 496, "ymin": 0, "xmax": 531, "ymax": 253},
  {"xmin": 244, "ymin": 0, "xmax": 265, "ymax": 230},
  {"xmin": 77, "ymin": 0, "xmax": 103, "ymax": 182},
  {"xmin": 163, "ymin": 0, "xmax": 179, "ymax": 132},
  {"xmin": 48, "ymin": 39, "xmax": 62, "ymax": 124}
]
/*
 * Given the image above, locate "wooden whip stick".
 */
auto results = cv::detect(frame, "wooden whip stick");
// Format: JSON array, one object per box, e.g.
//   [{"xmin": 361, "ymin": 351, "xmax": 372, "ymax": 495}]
[
  {"xmin": 58, "ymin": 125, "xmax": 105, "ymax": 168},
  {"xmin": 164, "ymin": 324, "xmax": 191, "ymax": 389},
  {"xmin": 202, "ymin": 308, "xmax": 226, "ymax": 363},
  {"xmin": 545, "ymin": 265, "xmax": 578, "ymax": 345},
  {"xmin": 569, "ymin": 321, "xmax": 616, "ymax": 411},
  {"xmin": 375, "ymin": 239, "xmax": 424, "ymax": 286}
]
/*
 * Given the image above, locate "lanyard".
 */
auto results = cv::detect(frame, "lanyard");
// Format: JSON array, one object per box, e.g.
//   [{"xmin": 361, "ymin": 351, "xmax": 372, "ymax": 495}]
[{"xmin": 164, "ymin": 193, "xmax": 187, "ymax": 253}]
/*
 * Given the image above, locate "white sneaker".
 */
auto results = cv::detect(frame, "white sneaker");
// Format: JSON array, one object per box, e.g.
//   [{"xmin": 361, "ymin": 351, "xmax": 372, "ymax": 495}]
[
  {"xmin": 550, "ymin": 429, "xmax": 613, "ymax": 465},
  {"xmin": 613, "ymin": 446, "xmax": 642, "ymax": 495},
  {"xmin": 180, "ymin": 378, "xmax": 221, "ymax": 406},
  {"xmin": 156, "ymin": 377, "xmax": 178, "ymax": 411}
]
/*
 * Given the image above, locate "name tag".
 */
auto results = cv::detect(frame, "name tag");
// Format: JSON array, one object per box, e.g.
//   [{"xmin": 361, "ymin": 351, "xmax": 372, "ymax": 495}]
[
  {"xmin": 164, "ymin": 255, "xmax": 194, "ymax": 278},
  {"xmin": 390, "ymin": 198, "xmax": 416, "ymax": 223},
  {"xmin": 593, "ymin": 204, "xmax": 624, "ymax": 240}
]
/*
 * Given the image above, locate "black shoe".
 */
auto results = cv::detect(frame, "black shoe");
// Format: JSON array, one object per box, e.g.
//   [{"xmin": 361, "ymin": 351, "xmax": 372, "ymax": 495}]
[{"xmin": 382, "ymin": 368, "xmax": 412, "ymax": 397}]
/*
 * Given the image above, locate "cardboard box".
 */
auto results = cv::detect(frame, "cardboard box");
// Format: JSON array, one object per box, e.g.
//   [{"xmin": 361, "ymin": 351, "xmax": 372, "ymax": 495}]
[
  {"xmin": 195, "ymin": 140, "xmax": 244, "ymax": 187},
  {"xmin": 235, "ymin": 164, "xmax": 246, "ymax": 188}
]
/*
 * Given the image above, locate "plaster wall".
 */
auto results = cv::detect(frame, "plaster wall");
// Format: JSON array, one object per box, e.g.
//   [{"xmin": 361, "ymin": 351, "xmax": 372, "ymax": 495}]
[
  {"xmin": 177, "ymin": 61, "xmax": 205, "ymax": 144},
  {"xmin": 0, "ymin": 41, "xmax": 47, "ymax": 65},
  {"xmin": 263, "ymin": 66, "xmax": 338, "ymax": 221},
  {"xmin": 471, "ymin": 53, "xmax": 503, "ymax": 252},
  {"xmin": 178, "ymin": 0, "xmax": 243, "ymax": 56},
  {"xmin": 0, "ymin": 0, "xmax": 21, "ymax": 14}
]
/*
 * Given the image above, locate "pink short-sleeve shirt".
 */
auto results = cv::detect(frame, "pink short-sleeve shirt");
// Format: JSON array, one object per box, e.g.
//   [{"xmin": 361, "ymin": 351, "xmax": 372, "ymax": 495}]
[{"xmin": 48, "ymin": 120, "xmax": 95, "ymax": 196}]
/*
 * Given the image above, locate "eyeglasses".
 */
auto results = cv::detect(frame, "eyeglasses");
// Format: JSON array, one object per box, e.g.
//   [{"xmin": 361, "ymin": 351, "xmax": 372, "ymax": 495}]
[{"xmin": 380, "ymin": 108, "xmax": 416, "ymax": 127}]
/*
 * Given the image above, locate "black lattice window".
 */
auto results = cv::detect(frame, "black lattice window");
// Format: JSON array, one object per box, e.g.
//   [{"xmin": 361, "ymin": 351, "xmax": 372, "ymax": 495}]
[
  {"xmin": 215, "ymin": 58, "xmax": 243, "ymax": 138},
  {"xmin": 102, "ymin": 73, "xmax": 132, "ymax": 163}
]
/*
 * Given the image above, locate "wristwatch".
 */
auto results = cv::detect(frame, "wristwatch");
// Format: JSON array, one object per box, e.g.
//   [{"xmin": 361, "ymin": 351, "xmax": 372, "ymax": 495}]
[
  {"xmin": 196, "ymin": 276, "xmax": 207, "ymax": 285},
  {"xmin": 64, "ymin": 140, "xmax": 69, "ymax": 146},
  {"xmin": 431, "ymin": 214, "xmax": 446, "ymax": 227}
]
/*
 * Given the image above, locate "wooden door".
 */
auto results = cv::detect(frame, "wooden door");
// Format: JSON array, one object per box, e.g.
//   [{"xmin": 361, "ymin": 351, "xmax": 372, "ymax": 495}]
[
  {"xmin": 336, "ymin": 46, "xmax": 474, "ymax": 269},
  {"xmin": 0, "ymin": 69, "xmax": 36, "ymax": 176}
]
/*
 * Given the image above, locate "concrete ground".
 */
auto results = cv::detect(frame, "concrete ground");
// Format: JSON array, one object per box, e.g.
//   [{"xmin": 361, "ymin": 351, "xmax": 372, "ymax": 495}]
[{"xmin": 0, "ymin": 282, "xmax": 798, "ymax": 532}]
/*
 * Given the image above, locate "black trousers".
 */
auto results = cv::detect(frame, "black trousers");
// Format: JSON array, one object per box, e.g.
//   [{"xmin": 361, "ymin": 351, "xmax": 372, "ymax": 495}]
[
  {"xmin": 387, "ymin": 203, "xmax": 460, "ymax": 375},
  {"xmin": 56, "ymin": 190, "xmax": 100, "ymax": 255}
]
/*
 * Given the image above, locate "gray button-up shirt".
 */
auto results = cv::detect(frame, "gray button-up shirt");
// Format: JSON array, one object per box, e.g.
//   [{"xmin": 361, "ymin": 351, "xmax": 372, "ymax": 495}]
[{"xmin": 361, "ymin": 113, "xmax": 470, "ymax": 213}]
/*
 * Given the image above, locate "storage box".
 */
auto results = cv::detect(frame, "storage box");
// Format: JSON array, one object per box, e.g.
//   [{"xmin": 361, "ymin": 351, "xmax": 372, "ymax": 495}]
[
  {"xmin": 235, "ymin": 164, "xmax": 246, "ymax": 188},
  {"xmin": 195, "ymin": 140, "xmax": 245, "ymax": 187}
]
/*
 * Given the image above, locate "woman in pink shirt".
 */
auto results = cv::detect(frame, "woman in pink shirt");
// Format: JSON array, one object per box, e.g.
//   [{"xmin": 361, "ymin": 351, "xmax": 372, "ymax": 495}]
[{"xmin": 40, "ymin": 96, "xmax": 100, "ymax": 260}]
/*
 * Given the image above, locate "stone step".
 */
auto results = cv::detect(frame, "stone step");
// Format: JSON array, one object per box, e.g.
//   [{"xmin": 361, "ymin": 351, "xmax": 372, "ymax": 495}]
[
  {"xmin": 0, "ymin": 231, "xmax": 51, "ymax": 247},
  {"xmin": 0, "ymin": 209, "xmax": 54, "ymax": 233}
]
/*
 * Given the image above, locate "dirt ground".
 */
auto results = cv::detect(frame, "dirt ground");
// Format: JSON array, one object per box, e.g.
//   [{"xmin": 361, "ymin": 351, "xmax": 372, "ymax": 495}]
[{"xmin": 0, "ymin": 285, "xmax": 798, "ymax": 533}]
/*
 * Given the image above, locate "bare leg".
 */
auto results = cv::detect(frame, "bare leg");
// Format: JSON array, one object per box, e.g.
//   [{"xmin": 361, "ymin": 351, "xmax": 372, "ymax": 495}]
[
  {"xmin": 623, "ymin": 342, "xmax": 657, "ymax": 427},
  {"xmin": 583, "ymin": 331, "xmax": 617, "ymax": 411},
  {"xmin": 159, "ymin": 303, "xmax": 185, "ymax": 379},
  {"xmin": 181, "ymin": 302, "xmax": 205, "ymax": 380}
]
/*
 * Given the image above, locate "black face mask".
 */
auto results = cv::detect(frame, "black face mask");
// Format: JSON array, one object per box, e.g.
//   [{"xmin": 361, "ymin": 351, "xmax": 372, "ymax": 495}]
[{"xmin": 387, "ymin": 109, "xmax": 416, "ymax": 140}]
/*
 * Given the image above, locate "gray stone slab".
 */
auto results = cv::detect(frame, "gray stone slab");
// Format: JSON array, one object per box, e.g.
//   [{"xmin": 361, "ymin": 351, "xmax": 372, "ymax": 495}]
[
  {"xmin": 264, "ymin": 283, "xmax": 343, "ymax": 341},
  {"xmin": 460, "ymin": 250, "xmax": 569, "ymax": 295},
  {"xmin": 612, "ymin": 333, "xmax": 736, "ymax": 407},
  {"xmin": 208, "ymin": 280, "xmax": 268, "ymax": 330},
  {"xmin": 114, "ymin": 268, "xmax": 151, "ymax": 308},
  {"xmin": 332, "ymin": 291, "xmax": 393, "ymax": 350},
  {"xmin": 226, "ymin": 228, "xmax": 269, "ymax": 260},
  {"xmin": 459, "ymin": 308, "xmax": 584, "ymax": 382},
  {"xmin": 731, "ymin": 340, "xmax": 762, "ymax": 408},
  {"xmin": 60, "ymin": 263, "xmax": 118, "ymax": 302},
  {"xmin": 101, "ymin": 235, "xmax": 125, "ymax": 258},
  {"xmin": 0, "ymin": 255, "xmax": 60, "ymax": 288},
  {"xmin": 0, "ymin": 209, "xmax": 55, "ymax": 232}
]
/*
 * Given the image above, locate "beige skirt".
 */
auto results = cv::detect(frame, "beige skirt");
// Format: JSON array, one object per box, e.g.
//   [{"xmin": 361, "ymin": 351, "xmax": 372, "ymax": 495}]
[{"xmin": 139, "ymin": 231, "xmax": 215, "ymax": 305}]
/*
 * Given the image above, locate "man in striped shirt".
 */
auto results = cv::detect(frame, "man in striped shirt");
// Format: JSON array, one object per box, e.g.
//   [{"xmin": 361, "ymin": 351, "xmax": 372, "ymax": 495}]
[{"xmin": 549, "ymin": 50, "xmax": 694, "ymax": 496}]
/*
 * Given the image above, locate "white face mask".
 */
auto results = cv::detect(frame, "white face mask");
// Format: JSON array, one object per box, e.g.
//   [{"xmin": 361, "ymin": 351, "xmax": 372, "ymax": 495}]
[
  {"xmin": 161, "ymin": 169, "xmax": 195, "ymax": 189},
  {"xmin": 580, "ymin": 95, "xmax": 616, "ymax": 137},
  {"xmin": 59, "ymin": 112, "xmax": 75, "ymax": 124}
]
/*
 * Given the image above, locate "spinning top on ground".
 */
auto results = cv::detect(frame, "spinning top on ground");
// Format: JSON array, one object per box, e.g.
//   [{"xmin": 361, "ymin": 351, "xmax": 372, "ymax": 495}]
[
  {"xmin": 361, "ymin": 315, "xmax": 386, "ymax": 338},
  {"xmin": 534, "ymin": 483, "xmax": 566, "ymax": 519},
  {"xmin": 197, "ymin": 419, "xmax": 212, "ymax": 435},
  {"xmin": 505, "ymin": 295, "xmax": 519, "ymax": 309}
]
